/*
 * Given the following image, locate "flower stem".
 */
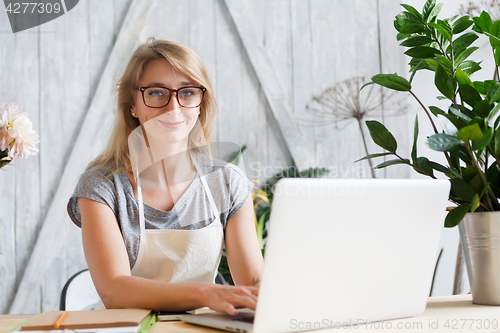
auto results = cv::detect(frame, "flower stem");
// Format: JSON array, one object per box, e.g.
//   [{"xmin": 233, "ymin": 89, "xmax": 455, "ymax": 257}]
[
  {"xmin": 357, "ymin": 118, "xmax": 377, "ymax": 178},
  {"xmin": 394, "ymin": 152, "xmax": 437, "ymax": 179},
  {"xmin": 409, "ymin": 90, "xmax": 455, "ymax": 170},
  {"xmin": 409, "ymin": 91, "xmax": 439, "ymax": 134},
  {"xmin": 464, "ymin": 143, "xmax": 499, "ymax": 211}
]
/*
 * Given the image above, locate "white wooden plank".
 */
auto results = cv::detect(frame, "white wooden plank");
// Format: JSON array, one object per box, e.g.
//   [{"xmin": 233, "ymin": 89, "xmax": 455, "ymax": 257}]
[
  {"xmin": 13, "ymin": 23, "xmax": 42, "ymax": 307},
  {"xmin": 330, "ymin": 0, "xmax": 364, "ymax": 178},
  {"xmin": 307, "ymin": 0, "xmax": 338, "ymax": 174},
  {"xmin": 223, "ymin": 0, "xmax": 312, "ymax": 168},
  {"xmin": 114, "ymin": 0, "xmax": 134, "ymax": 40},
  {"xmin": 190, "ymin": 0, "xmax": 216, "ymax": 89},
  {"xmin": 9, "ymin": 0, "xmax": 154, "ymax": 314},
  {"xmin": 377, "ymin": 0, "xmax": 411, "ymax": 179},
  {"xmin": 36, "ymin": 1, "xmax": 91, "ymax": 311},
  {"xmin": 353, "ymin": 0, "xmax": 387, "ymax": 178},
  {"xmin": 262, "ymin": 0, "xmax": 293, "ymax": 180},
  {"xmin": 156, "ymin": 0, "xmax": 190, "ymax": 45},
  {"xmin": 238, "ymin": 0, "xmax": 270, "ymax": 182},
  {"xmin": 214, "ymin": 0, "xmax": 244, "ymax": 145},
  {"xmin": 0, "ymin": 10, "xmax": 42, "ymax": 314},
  {"xmin": 60, "ymin": 0, "xmax": 92, "ymax": 305},
  {"xmin": 0, "ymin": 14, "xmax": 17, "ymax": 308}
]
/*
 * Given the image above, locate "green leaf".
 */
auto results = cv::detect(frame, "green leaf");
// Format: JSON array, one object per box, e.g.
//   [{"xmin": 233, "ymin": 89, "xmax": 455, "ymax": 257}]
[
  {"xmin": 374, "ymin": 159, "xmax": 410, "ymax": 169},
  {"xmin": 423, "ymin": 58, "xmax": 439, "ymax": 71},
  {"xmin": 449, "ymin": 104, "xmax": 473, "ymax": 122},
  {"xmin": 360, "ymin": 81, "xmax": 376, "ymax": 91},
  {"xmin": 404, "ymin": 46, "xmax": 440, "ymax": 58},
  {"xmin": 487, "ymin": 81, "xmax": 500, "ymax": 103},
  {"xmin": 495, "ymin": 128, "xmax": 500, "ymax": 155},
  {"xmin": 486, "ymin": 164, "xmax": 500, "ymax": 197},
  {"xmin": 495, "ymin": 114, "xmax": 500, "ymax": 130},
  {"xmin": 256, "ymin": 212, "xmax": 266, "ymax": 249},
  {"xmin": 409, "ymin": 60, "xmax": 431, "ymax": 83},
  {"xmin": 473, "ymin": 81, "xmax": 487, "ymax": 94},
  {"xmin": 427, "ymin": 3, "xmax": 443, "ymax": 23},
  {"xmin": 473, "ymin": 10, "xmax": 493, "ymax": 32},
  {"xmin": 472, "ymin": 99, "xmax": 491, "ymax": 118},
  {"xmin": 451, "ymin": 145, "xmax": 472, "ymax": 163},
  {"xmin": 455, "ymin": 68, "xmax": 473, "ymax": 86},
  {"xmin": 365, "ymin": 120, "xmax": 398, "ymax": 153},
  {"xmin": 445, "ymin": 203, "xmax": 470, "ymax": 227},
  {"xmin": 442, "ymin": 112, "xmax": 467, "ymax": 131},
  {"xmin": 354, "ymin": 152, "xmax": 394, "ymax": 163},
  {"xmin": 427, "ymin": 133, "xmax": 464, "ymax": 151},
  {"xmin": 397, "ymin": 32, "xmax": 412, "ymax": 41},
  {"xmin": 429, "ymin": 106, "xmax": 446, "ymax": 116},
  {"xmin": 459, "ymin": 84, "xmax": 482, "ymax": 107},
  {"xmin": 396, "ymin": 11, "xmax": 423, "ymax": 25},
  {"xmin": 429, "ymin": 20, "xmax": 451, "ymax": 41},
  {"xmin": 469, "ymin": 116, "xmax": 487, "ymax": 131},
  {"xmin": 435, "ymin": 54, "xmax": 453, "ymax": 70},
  {"xmin": 458, "ymin": 60, "xmax": 482, "ymax": 76},
  {"xmin": 437, "ymin": 114, "xmax": 458, "ymax": 135},
  {"xmin": 435, "ymin": 64, "xmax": 455, "ymax": 100},
  {"xmin": 452, "ymin": 32, "xmax": 479, "ymax": 59},
  {"xmin": 401, "ymin": 4, "xmax": 423, "ymax": 20},
  {"xmin": 371, "ymin": 74, "xmax": 412, "ymax": 91},
  {"xmin": 457, "ymin": 123, "xmax": 483, "ymax": 141},
  {"xmin": 471, "ymin": 126, "xmax": 494, "ymax": 150},
  {"xmin": 429, "ymin": 161, "xmax": 461, "ymax": 177},
  {"xmin": 488, "ymin": 20, "xmax": 500, "ymax": 48},
  {"xmin": 470, "ymin": 194, "xmax": 480, "ymax": 212},
  {"xmin": 400, "ymin": 36, "xmax": 433, "ymax": 47},
  {"xmin": 411, "ymin": 115, "xmax": 419, "ymax": 164},
  {"xmin": 489, "ymin": 103, "xmax": 500, "ymax": 121},
  {"xmin": 450, "ymin": 176, "xmax": 477, "ymax": 202},
  {"xmin": 485, "ymin": 31, "xmax": 500, "ymax": 49},
  {"xmin": 399, "ymin": 23, "xmax": 428, "ymax": 34},
  {"xmin": 452, "ymin": 15, "xmax": 473, "ymax": 34},
  {"xmin": 415, "ymin": 157, "xmax": 435, "ymax": 177},
  {"xmin": 422, "ymin": 0, "xmax": 436, "ymax": 21},
  {"xmin": 454, "ymin": 47, "xmax": 479, "ymax": 66}
]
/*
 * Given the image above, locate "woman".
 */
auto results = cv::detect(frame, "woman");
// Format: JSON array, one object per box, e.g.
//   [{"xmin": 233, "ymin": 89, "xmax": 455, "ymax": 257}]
[{"xmin": 67, "ymin": 38, "xmax": 263, "ymax": 314}]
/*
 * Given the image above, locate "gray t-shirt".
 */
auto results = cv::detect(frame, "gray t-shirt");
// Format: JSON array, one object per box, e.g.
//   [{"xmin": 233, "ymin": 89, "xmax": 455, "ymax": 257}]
[{"xmin": 67, "ymin": 156, "xmax": 254, "ymax": 269}]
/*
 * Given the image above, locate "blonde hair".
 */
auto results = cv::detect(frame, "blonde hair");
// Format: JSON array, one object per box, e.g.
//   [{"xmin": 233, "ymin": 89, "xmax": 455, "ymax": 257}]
[{"xmin": 86, "ymin": 38, "xmax": 216, "ymax": 174}]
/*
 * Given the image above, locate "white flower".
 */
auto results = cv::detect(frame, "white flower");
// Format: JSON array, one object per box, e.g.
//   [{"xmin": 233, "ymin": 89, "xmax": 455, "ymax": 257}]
[{"xmin": 0, "ymin": 102, "xmax": 39, "ymax": 161}]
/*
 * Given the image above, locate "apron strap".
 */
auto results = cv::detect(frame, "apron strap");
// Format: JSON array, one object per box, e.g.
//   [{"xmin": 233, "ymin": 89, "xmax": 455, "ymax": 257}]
[
  {"xmin": 190, "ymin": 152, "xmax": 222, "ymax": 224},
  {"xmin": 136, "ymin": 169, "xmax": 146, "ymax": 233}
]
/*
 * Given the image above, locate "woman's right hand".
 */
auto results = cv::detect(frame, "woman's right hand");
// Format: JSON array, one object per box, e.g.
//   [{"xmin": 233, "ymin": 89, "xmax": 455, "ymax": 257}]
[{"xmin": 201, "ymin": 284, "xmax": 259, "ymax": 315}]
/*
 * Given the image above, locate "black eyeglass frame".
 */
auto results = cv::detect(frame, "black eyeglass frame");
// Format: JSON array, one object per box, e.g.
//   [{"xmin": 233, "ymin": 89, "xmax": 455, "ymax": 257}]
[{"xmin": 134, "ymin": 86, "xmax": 207, "ymax": 108}]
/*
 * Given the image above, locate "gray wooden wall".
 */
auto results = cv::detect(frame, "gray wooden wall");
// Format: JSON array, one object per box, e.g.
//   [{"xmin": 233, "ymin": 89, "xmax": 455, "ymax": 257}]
[{"xmin": 0, "ymin": 0, "xmax": 411, "ymax": 314}]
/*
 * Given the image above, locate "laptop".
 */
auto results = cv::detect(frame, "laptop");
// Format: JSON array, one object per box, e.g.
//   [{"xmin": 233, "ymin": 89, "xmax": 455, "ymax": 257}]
[{"xmin": 181, "ymin": 178, "xmax": 450, "ymax": 333}]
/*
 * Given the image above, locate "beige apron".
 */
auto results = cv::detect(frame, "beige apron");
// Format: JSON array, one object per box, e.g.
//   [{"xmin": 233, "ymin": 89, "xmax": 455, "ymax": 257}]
[{"xmin": 94, "ymin": 153, "xmax": 223, "ymax": 309}]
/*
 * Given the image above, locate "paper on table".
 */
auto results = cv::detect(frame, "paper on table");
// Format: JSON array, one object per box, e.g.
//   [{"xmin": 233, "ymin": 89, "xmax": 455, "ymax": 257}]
[
  {"xmin": 18, "ymin": 327, "xmax": 140, "ymax": 333},
  {"xmin": 20, "ymin": 309, "xmax": 151, "ymax": 331}
]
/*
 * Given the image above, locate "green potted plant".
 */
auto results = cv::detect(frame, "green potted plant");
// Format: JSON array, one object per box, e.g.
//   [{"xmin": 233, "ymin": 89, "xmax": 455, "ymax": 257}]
[{"xmin": 359, "ymin": 0, "xmax": 500, "ymax": 305}]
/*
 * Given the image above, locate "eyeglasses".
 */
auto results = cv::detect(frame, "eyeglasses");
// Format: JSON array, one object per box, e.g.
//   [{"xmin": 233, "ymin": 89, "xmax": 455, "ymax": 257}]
[{"xmin": 134, "ymin": 86, "xmax": 206, "ymax": 108}]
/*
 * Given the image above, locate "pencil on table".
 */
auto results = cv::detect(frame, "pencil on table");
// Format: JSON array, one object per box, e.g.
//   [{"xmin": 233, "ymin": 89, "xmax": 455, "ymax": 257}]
[{"xmin": 54, "ymin": 311, "xmax": 68, "ymax": 329}]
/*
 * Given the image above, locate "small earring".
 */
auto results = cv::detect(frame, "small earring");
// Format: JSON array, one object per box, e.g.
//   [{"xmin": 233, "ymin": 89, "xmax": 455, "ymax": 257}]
[
  {"xmin": 132, "ymin": 113, "xmax": 136, "ymax": 117},
  {"xmin": 200, "ymin": 137, "xmax": 203, "ymax": 144}
]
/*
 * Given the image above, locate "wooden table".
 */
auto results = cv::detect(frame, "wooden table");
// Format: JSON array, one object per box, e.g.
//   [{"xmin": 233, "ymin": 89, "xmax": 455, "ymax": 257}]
[{"xmin": 1, "ymin": 295, "xmax": 499, "ymax": 333}]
